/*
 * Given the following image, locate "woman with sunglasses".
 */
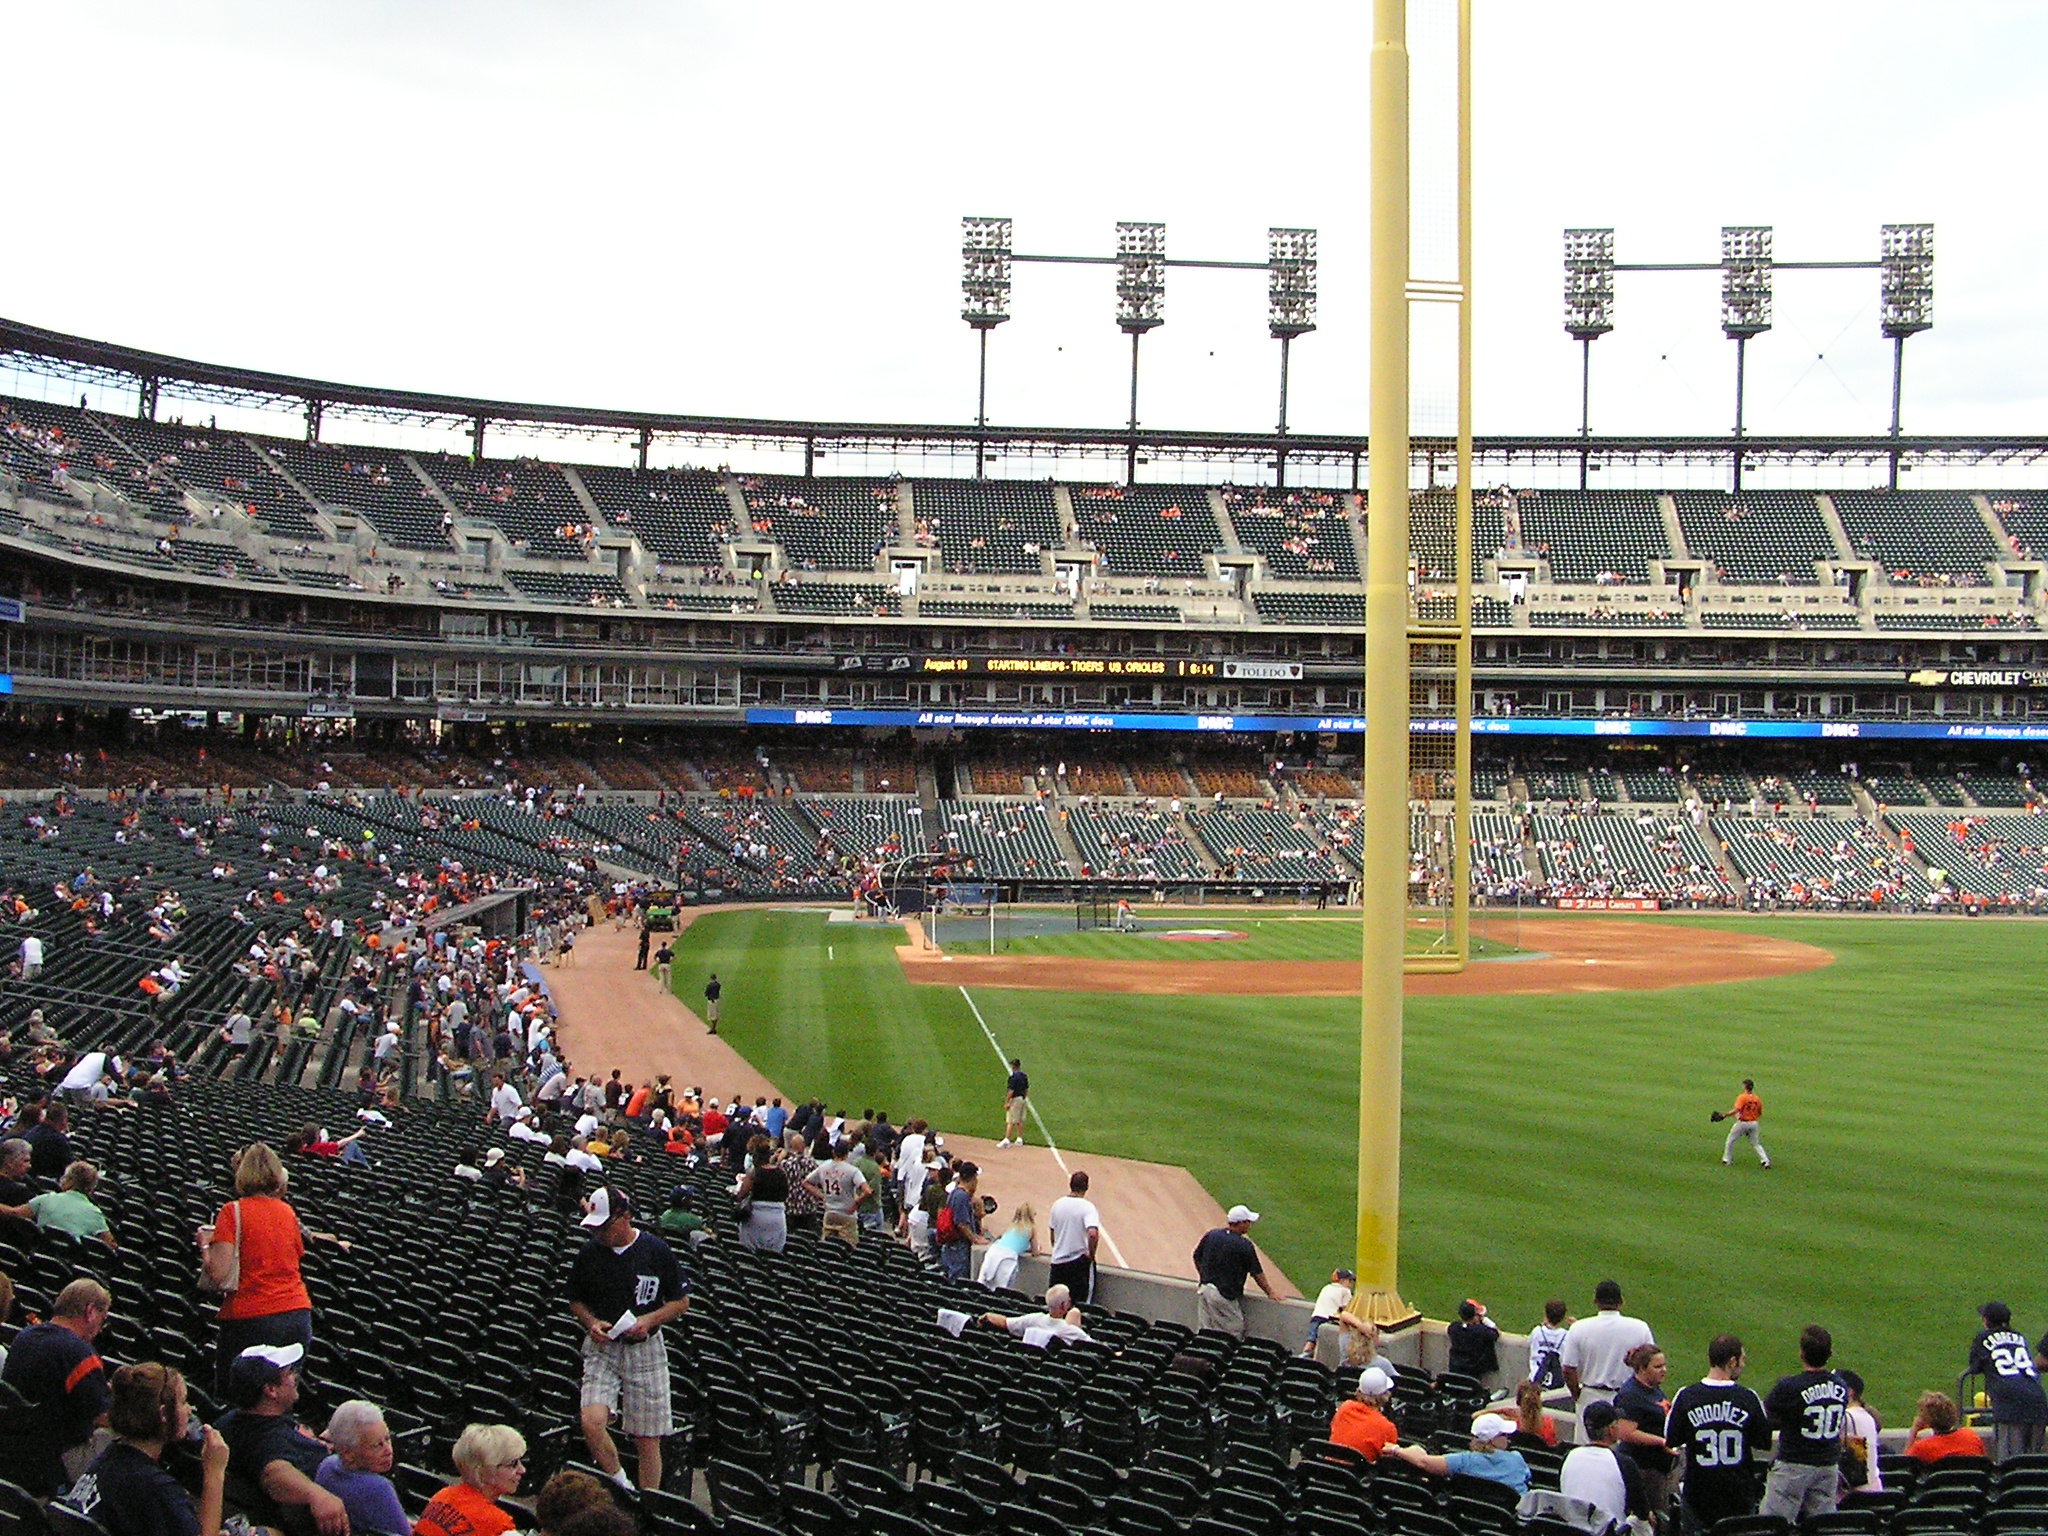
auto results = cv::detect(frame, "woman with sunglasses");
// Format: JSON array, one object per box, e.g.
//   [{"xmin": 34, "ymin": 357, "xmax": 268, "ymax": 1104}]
[{"xmin": 414, "ymin": 1423, "xmax": 526, "ymax": 1536}]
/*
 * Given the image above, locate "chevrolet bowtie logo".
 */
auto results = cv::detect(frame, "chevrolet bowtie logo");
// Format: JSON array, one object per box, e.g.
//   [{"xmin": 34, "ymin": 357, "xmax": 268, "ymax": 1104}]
[{"xmin": 1908, "ymin": 669, "xmax": 1946, "ymax": 687}]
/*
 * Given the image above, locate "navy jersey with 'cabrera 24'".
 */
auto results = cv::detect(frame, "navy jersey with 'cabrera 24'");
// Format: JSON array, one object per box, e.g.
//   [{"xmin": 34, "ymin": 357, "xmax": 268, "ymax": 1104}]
[
  {"xmin": 1971, "ymin": 1329, "xmax": 2048, "ymax": 1424},
  {"xmin": 1667, "ymin": 1378, "xmax": 1769, "ymax": 1526}
]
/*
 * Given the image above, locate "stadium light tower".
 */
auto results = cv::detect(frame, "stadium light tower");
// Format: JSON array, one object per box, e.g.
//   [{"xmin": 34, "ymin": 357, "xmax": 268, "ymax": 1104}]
[
  {"xmin": 1562, "ymin": 227, "xmax": 1615, "ymax": 488},
  {"xmin": 1880, "ymin": 221, "xmax": 1933, "ymax": 489},
  {"xmin": 1115, "ymin": 221, "xmax": 1166, "ymax": 484},
  {"xmin": 961, "ymin": 217, "xmax": 1014, "ymax": 480},
  {"xmin": 1574, "ymin": 221, "xmax": 1930, "ymax": 490},
  {"xmin": 1720, "ymin": 225, "xmax": 1773, "ymax": 490},
  {"xmin": 960, "ymin": 218, "xmax": 1290, "ymax": 457},
  {"xmin": 1268, "ymin": 227, "xmax": 1318, "ymax": 436}
]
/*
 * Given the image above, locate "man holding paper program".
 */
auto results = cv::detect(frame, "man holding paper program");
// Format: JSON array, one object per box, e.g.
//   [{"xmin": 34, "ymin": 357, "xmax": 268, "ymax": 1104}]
[{"xmin": 566, "ymin": 1186, "xmax": 690, "ymax": 1493}]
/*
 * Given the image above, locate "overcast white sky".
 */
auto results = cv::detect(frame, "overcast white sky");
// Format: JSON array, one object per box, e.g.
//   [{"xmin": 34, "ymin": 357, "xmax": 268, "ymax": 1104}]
[{"xmin": 2, "ymin": 2, "xmax": 2043, "ymax": 450}]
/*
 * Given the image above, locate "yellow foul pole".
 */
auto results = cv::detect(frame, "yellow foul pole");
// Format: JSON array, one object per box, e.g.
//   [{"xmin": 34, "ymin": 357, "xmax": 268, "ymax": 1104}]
[
  {"xmin": 1451, "ymin": 0, "xmax": 1474, "ymax": 962},
  {"xmin": 1356, "ymin": 0, "xmax": 1416, "ymax": 1324}
]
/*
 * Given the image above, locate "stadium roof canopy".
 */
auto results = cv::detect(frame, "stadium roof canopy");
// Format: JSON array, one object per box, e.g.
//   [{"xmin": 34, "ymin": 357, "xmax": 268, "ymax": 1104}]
[{"xmin": 6, "ymin": 313, "xmax": 2048, "ymax": 477}]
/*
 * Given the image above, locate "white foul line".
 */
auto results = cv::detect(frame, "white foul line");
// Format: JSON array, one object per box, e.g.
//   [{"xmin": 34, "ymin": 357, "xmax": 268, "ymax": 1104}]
[{"xmin": 957, "ymin": 984, "xmax": 1128, "ymax": 1269}]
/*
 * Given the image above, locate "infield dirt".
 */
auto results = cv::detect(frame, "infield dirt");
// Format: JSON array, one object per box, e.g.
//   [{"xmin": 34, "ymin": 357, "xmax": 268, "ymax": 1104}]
[{"xmin": 895, "ymin": 915, "xmax": 1833, "ymax": 996}]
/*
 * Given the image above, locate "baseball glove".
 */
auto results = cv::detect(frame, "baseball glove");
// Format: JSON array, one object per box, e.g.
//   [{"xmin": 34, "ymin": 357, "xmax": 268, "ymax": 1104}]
[{"xmin": 1709, "ymin": 1111, "xmax": 1726, "ymax": 1122}]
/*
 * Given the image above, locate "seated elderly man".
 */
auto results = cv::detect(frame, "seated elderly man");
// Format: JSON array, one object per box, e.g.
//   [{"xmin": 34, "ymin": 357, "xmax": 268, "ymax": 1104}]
[
  {"xmin": 0, "ymin": 1139, "xmax": 37, "ymax": 1245},
  {"xmin": 0, "ymin": 1160, "xmax": 118, "ymax": 1250},
  {"xmin": 979, "ymin": 1283, "xmax": 1092, "ymax": 1344},
  {"xmin": 315, "ymin": 1399, "xmax": 409, "ymax": 1536},
  {"xmin": 214, "ymin": 1344, "xmax": 349, "ymax": 1536},
  {"xmin": 0, "ymin": 1278, "xmax": 113, "ymax": 1492}
]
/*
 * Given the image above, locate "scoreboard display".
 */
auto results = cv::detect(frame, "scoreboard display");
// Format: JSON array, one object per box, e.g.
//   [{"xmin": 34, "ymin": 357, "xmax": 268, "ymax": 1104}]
[{"xmin": 835, "ymin": 654, "xmax": 1302, "ymax": 680}]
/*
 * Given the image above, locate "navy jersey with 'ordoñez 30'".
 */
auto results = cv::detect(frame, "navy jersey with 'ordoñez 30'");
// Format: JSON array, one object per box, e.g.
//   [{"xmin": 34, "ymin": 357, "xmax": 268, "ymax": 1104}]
[
  {"xmin": 1763, "ymin": 1369, "xmax": 1851, "ymax": 1465},
  {"xmin": 1667, "ymin": 1379, "xmax": 1769, "ymax": 1525}
]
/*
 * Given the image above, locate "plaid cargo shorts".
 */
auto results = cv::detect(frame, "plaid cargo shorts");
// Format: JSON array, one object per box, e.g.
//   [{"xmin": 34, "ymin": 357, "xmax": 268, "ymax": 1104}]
[{"xmin": 580, "ymin": 1333, "xmax": 674, "ymax": 1438}]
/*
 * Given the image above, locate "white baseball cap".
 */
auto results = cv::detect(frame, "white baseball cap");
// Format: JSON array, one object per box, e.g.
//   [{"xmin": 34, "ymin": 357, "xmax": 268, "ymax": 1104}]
[
  {"xmin": 1358, "ymin": 1367, "xmax": 1394, "ymax": 1397},
  {"xmin": 580, "ymin": 1186, "xmax": 631, "ymax": 1227},
  {"xmin": 1226, "ymin": 1205, "xmax": 1260, "ymax": 1225},
  {"xmin": 237, "ymin": 1343, "xmax": 304, "ymax": 1370},
  {"xmin": 1471, "ymin": 1413, "xmax": 1517, "ymax": 1442}
]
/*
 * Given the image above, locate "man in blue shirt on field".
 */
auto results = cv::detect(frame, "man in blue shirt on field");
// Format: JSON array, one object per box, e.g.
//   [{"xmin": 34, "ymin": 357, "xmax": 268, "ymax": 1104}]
[{"xmin": 1000, "ymin": 1059, "xmax": 1029, "ymax": 1148}]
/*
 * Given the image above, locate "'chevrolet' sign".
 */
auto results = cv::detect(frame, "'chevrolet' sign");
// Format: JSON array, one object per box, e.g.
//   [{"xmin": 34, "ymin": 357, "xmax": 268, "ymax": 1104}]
[{"xmin": 1906, "ymin": 669, "xmax": 2048, "ymax": 688}]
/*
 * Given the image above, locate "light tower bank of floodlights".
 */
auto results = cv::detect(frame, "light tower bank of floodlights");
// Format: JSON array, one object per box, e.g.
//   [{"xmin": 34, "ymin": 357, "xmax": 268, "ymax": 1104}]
[
  {"xmin": 1562, "ymin": 223, "xmax": 1934, "ymax": 489},
  {"xmin": 1114, "ymin": 222, "xmax": 1167, "ymax": 486},
  {"xmin": 960, "ymin": 217, "xmax": 1014, "ymax": 480},
  {"xmin": 958, "ymin": 218, "xmax": 1318, "ymax": 482},
  {"xmin": 1267, "ymin": 226, "xmax": 1319, "ymax": 437}
]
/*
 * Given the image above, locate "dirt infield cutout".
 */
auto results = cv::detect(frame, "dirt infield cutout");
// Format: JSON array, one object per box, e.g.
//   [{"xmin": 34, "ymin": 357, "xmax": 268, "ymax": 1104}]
[{"xmin": 897, "ymin": 916, "xmax": 1833, "ymax": 997}]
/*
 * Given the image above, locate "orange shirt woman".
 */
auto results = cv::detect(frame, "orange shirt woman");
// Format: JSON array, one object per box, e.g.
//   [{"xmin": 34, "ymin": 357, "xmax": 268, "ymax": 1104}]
[{"xmin": 202, "ymin": 1143, "xmax": 317, "ymax": 1396}]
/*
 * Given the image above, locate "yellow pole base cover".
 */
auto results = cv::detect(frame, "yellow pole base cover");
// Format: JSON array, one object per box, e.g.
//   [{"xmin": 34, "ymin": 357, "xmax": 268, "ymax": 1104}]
[{"xmin": 1345, "ymin": 1289, "xmax": 1423, "ymax": 1329}]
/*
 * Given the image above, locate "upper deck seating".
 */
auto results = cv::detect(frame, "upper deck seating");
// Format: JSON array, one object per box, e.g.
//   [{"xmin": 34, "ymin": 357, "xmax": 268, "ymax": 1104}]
[
  {"xmin": 1253, "ymin": 591, "xmax": 1362, "ymax": 626},
  {"xmin": 1674, "ymin": 491, "xmax": 1836, "ymax": 585},
  {"xmin": 418, "ymin": 456, "xmax": 591, "ymax": 560},
  {"xmin": 272, "ymin": 441, "xmax": 451, "ymax": 550},
  {"xmin": 775, "ymin": 584, "xmax": 900, "ymax": 616},
  {"xmin": 1071, "ymin": 484, "xmax": 1225, "ymax": 579},
  {"xmin": 505, "ymin": 570, "xmax": 633, "ymax": 606},
  {"xmin": 1832, "ymin": 490, "xmax": 2001, "ymax": 585},
  {"xmin": 86, "ymin": 413, "xmax": 325, "ymax": 541},
  {"xmin": 1224, "ymin": 486, "xmax": 1357, "ymax": 580},
  {"xmin": 740, "ymin": 476, "xmax": 896, "ymax": 571},
  {"xmin": 1511, "ymin": 489, "xmax": 1668, "ymax": 584},
  {"xmin": 4, "ymin": 400, "xmax": 190, "ymax": 524},
  {"xmin": 577, "ymin": 465, "xmax": 735, "ymax": 567},
  {"xmin": 915, "ymin": 480, "xmax": 1061, "ymax": 575}
]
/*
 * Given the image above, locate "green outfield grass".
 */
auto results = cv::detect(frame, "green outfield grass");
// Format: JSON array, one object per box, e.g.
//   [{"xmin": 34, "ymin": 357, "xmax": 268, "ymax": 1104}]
[
  {"xmin": 666, "ymin": 908, "xmax": 2047, "ymax": 1417},
  {"xmin": 997, "ymin": 913, "xmax": 1523, "ymax": 962}
]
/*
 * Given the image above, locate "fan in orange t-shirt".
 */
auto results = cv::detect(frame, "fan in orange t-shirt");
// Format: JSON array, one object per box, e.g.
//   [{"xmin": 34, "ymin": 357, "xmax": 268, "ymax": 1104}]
[
  {"xmin": 413, "ymin": 1423, "xmax": 524, "ymax": 1536},
  {"xmin": 1329, "ymin": 1366, "xmax": 1401, "ymax": 1461},
  {"xmin": 1905, "ymin": 1391, "xmax": 1988, "ymax": 1463}
]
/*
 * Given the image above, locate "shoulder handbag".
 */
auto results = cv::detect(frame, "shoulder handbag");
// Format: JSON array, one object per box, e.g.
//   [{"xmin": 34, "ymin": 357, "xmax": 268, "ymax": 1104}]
[{"xmin": 199, "ymin": 1199, "xmax": 243, "ymax": 1301}]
